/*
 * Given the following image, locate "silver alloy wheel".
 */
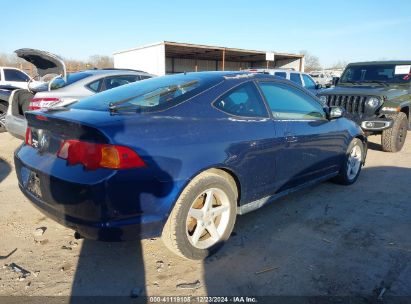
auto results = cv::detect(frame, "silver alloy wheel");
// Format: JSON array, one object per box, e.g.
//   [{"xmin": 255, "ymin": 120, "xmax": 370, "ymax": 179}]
[
  {"xmin": 347, "ymin": 144, "xmax": 362, "ymax": 180},
  {"xmin": 186, "ymin": 188, "xmax": 231, "ymax": 250},
  {"xmin": 0, "ymin": 111, "xmax": 6, "ymax": 131}
]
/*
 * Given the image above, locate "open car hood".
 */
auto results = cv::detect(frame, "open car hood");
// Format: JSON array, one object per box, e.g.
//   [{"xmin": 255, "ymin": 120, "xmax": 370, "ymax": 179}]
[{"xmin": 15, "ymin": 48, "xmax": 66, "ymax": 79}]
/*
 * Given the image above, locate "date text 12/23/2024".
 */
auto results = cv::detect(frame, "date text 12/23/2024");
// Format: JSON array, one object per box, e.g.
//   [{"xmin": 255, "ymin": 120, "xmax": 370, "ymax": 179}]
[{"xmin": 149, "ymin": 296, "xmax": 258, "ymax": 303}]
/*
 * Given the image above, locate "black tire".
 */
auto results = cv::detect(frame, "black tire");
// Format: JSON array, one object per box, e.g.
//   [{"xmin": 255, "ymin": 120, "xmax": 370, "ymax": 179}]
[
  {"xmin": 162, "ymin": 169, "xmax": 237, "ymax": 260},
  {"xmin": 381, "ymin": 112, "xmax": 408, "ymax": 152},
  {"xmin": 333, "ymin": 138, "xmax": 364, "ymax": 185},
  {"xmin": 0, "ymin": 102, "xmax": 8, "ymax": 133}
]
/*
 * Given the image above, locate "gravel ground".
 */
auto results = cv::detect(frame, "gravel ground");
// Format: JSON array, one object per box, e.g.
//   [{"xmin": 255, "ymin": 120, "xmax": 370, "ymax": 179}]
[{"xmin": 0, "ymin": 131, "xmax": 410, "ymax": 299}]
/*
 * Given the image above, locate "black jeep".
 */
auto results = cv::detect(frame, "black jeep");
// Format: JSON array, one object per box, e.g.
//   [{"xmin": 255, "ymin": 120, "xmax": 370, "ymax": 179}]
[{"xmin": 318, "ymin": 61, "xmax": 410, "ymax": 152}]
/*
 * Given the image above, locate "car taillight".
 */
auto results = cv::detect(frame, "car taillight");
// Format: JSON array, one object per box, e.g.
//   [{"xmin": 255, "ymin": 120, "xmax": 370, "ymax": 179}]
[
  {"xmin": 25, "ymin": 127, "xmax": 32, "ymax": 145},
  {"xmin": 29, "ymin": 98, "xmax": 60, "ymax": 110},
  {"xmin": 57, "ymin": 140, "xmax": 146, "ymax": 170}
]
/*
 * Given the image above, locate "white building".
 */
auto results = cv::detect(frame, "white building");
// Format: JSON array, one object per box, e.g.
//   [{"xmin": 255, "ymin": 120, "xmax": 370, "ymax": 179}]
[{"xmin": 113, "ymin": 41, "xmax": 304, "ymax": 76}]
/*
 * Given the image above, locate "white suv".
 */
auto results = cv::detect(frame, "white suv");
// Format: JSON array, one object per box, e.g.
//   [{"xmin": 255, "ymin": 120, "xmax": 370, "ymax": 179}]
[
  {"xmin": 0, "ymin": 67, "xmax": 31, "ymax": 89},
  {"xmin": 246, "ymin": 68, "xmax": 322, "ymax": 94}
]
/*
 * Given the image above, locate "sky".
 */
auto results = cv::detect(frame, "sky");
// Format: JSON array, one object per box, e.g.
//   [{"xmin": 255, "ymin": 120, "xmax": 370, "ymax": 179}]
[{"xmin": 2, "ymin": 0, "xmax": 411, "ymax": 68}]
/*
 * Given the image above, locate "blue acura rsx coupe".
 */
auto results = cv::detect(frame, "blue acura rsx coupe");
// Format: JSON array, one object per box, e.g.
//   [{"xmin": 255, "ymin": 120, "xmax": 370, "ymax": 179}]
[{"xmin": 15, "ymin": 71, "xmax": 367, "ymax": 260}]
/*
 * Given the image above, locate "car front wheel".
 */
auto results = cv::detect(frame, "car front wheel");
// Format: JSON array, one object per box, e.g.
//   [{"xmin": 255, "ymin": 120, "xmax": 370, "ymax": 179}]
[
  {"xmin": 162, "ymin": 169, "xmax": 237, "ymax": 260},
  {"xmin": 334, "ymin": 138, "xmax": 364, "ymax": 185}
]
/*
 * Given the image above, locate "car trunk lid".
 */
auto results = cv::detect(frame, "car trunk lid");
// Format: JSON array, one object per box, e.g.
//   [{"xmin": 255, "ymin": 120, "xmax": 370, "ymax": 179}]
[
  {"xmin": 25, "ymin": 110, "xmax": 109, "ymax": 154},
  {"xmin": 15, "ymin": 48, "xmax": 67, "ymax": 80}
]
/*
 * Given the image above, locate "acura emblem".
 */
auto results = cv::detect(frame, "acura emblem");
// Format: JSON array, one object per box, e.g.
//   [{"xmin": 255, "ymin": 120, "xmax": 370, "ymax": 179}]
[{"xmin": 38, "ymin": 131, "xmax": 50, "ymax": 152}]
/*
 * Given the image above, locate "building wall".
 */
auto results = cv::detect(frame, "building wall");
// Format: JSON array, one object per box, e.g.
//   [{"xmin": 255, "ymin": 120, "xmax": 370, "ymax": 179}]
[
  {"xmin": 113, "ymin": 44, "xmax": 166, "ymax": 76},
  {"xmin": 165, "ymin": 58, "xmax": 251, "ymax": 73},
  {"xmin": 275, "ymin": 58, "xmax": 303, "ymax": 71},
  {"xmin": 166, "ymin": 58, "xmax": 216, "ymax": 73},
  {"xmin": 114, "ymin": 43, "xmax": 304, "ymax": 74}
]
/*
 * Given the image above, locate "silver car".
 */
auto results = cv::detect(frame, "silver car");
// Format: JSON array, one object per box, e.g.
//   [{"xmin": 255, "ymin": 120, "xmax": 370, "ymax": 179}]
[{"xmin": 5, "ymin": 48, "xmax": 154, "ymax": 139}]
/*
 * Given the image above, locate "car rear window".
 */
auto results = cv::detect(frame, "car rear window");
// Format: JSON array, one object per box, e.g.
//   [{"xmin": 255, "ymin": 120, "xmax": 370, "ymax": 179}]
[
  {"xmin": 50, "ymin": 72, "xmax": 92, "ymax": 90},
  {"xmin": 72, "ymin": 73, "xmax": 222, "ymax": 113}
]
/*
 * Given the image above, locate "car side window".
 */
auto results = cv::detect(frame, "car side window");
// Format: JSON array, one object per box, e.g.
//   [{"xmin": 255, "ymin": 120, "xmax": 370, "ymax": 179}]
[
  {"xmin": 302, "ymin": 74, "xmax": 316, "ymax": 90},
  {"xmin": 258, "ymin": 82, "xmax": 325, "ymax": 120},
  {"xmin": 87, "ymin": 79, "xmax": 102, "ymax": 92},
  {"xmin": 4, "ymin": 69, "xmax": 30, "ymax": 82},
  {"xmin": 274, "ymin": 72, "xmax": 287, "ymax": 79},
  {"xmin": 103, "ymin": 75, "xmax": 139, "ymax": 91},
  {"xmin": 214, "ymin": 82, "xmax": 268, "ymax": 118},
  {"xmin": 290, "ymin": 73, "xmax": 302, "ymax": 85}
]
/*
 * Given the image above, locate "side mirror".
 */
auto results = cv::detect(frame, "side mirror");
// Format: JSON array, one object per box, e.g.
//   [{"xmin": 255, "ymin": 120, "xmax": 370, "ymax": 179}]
[
  {"xmin": 328, "ymin": 106, "xmax": 345, "ymax": 119},
  {"xmin": 332, "ymin": 77, "xmax": 340, "ymax": 86},
  {"xmin": 315, "ymin": 83, "xmax": 323, "ymax": 89}
]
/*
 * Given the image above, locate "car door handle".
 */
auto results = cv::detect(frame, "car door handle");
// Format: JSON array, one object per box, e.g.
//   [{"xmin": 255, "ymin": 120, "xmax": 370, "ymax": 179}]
[{"xmin": 285, "ymin": 133, "xmax": 298, "ymax": 143}]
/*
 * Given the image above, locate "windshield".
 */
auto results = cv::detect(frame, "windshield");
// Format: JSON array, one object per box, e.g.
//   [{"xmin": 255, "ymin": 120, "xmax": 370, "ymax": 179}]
[
  {"xmin": 71, "ymin": 73, "xmax": 223, "ymax": 113},
  {"xmin": 50, "ymin": 72, "xmax": 92, "ymax": 90},
  {"xmin": 340, "ymin": 64, "xmax": 411, "ymax": 84}
]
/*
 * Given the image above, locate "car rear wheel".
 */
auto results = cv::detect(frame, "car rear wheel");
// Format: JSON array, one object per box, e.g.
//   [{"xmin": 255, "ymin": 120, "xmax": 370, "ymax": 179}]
[
  {"xmin": 0, "ymin": 102, "xmax": 7, "ymax": 133},
  {"xmin": 162, "ymin": 169, "xmax": 237, "ymax": 260},
  {"xmin": 381, "ymin": 112, "xmax": 408, "ymax": 152},
  {"xmin": 333, "ymin": 138, "xmax": 364, "ymax": 185}
]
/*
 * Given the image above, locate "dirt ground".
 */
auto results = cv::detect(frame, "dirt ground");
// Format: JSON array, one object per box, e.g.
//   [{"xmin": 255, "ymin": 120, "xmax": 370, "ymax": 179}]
[{"xmin": 0, "ymin": 131, "xmax": 410, "ymax": 300}]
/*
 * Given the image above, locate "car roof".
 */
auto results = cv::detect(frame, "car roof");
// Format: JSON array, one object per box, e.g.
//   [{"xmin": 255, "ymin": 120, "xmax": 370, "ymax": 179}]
[
  {"xmin": 70, "ymin": 69, "xmax": 152, "ymax": 76},
  {"xmin": 244, "ymin": 68, "xmax": 310, "ymax": 75},
  {"xmin": 246, "ymin": 68, "xmax": 297, "ymax": 72},
  {"xmin": 168, "ymin": 71, "xmax": 286, "ymax": 83}
]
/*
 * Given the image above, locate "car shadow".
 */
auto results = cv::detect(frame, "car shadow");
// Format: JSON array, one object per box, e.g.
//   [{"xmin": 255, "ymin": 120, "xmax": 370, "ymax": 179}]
[
  {"xmin": 66, "ymin": 149, "xmax": 176, "ymax": 302},
  {"xmin": 0, "ymin": 157, "xmax": 11, "ymax": 183},
  {"xmin": 70, "ymin": 240, "xmax": 146, "ymax": 299},
  {"xmin": 65, "ymin": 165, "xmax": 411, "ymax": 299},
  {"xmin": 202, "ymin": 166, "xmax": 411, "ymax": 297}
]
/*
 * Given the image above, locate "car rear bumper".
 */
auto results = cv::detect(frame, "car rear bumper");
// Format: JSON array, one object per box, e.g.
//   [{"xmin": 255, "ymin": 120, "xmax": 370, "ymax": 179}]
[
  {"xmin": 15, "ymin": 146, "xmax": 181, "ymax": 241},
  {"xmin": 19, "ymin": 183, "xmax": 164, "ymax": 240}
]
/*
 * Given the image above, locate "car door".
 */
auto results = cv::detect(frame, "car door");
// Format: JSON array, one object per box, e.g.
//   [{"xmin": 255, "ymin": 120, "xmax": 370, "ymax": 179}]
[
  {"xmin": 257, "ymin": 81, "xmax": 345, "ymax": 191},
  {"xmin": 3, "ymin": 69, "xmax": 30, "ymax": 89},
  {"xmin": 213, "ymin": 81, "xmax": 280, "ymax": 202}
]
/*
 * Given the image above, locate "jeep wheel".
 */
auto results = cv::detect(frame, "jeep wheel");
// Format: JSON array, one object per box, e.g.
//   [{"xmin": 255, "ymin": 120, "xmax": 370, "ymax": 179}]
[
  {"xmin": 0, "ymin": 102, "xmax": 7, "ymax": 133},
  {"xmin": 162, "ymin": 170, "xmax": 237, "ymax": 260},
  {"xmin": 333, "ymin": 138, "xmax": 364, "ymax": 185},
  {"xmin": 381, "ymin": 112, "xmax": 408, "ymax": 152}
]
